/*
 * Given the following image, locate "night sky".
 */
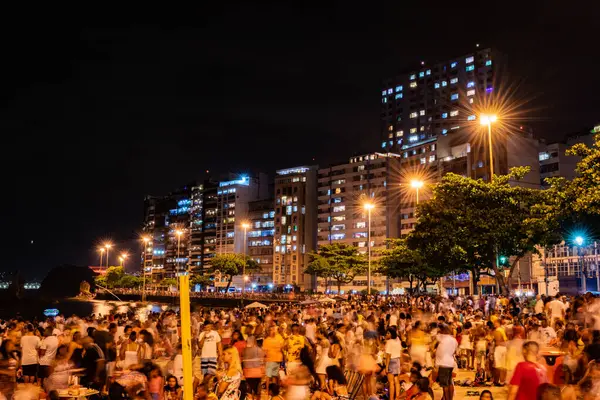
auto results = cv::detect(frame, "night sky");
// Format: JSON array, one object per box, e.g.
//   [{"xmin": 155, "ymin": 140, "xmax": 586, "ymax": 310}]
[{"xmin": 1, "ymin": 3, "xmax": 598, "ymax": 279}]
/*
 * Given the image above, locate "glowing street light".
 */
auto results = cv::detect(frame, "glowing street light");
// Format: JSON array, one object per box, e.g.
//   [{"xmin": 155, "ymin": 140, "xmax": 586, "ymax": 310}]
[
  {"xmin": 480, "ymin": 114, "xmax": 498, "ymax": 182},
  {"xmin": 98, "ymin": 247, "xmax": 105, "ymax": 268},
  {"xmin": 410, "ymin": 180, "xmax": 424, "ymax": 205},
  {"xmin": 575, "ymin": 236, "xmax": 584, "ymax": 246},
  {"xmin": 363, "ymin": 202, "xmax": 375, "ymax": 296},
  {"xmin": 104, "ymin": 243, "xmax": 113, "ymax": 268},
  {"xmin": 120, "ymin": 253, "xmax": 128, "ymax": 268},
  {"xmin": 574, "ymin": 235, "xmax": 586, "ymax": 292}
]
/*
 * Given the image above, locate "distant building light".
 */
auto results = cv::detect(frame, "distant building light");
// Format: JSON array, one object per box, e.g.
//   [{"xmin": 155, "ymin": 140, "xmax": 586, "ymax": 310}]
[{"xmin": 276, "ymin": 167, "xmax": 310, "ymax": 175}]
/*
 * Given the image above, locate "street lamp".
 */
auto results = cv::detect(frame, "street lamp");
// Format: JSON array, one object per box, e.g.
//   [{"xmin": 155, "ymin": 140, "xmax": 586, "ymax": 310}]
[
  {"xmin": 410, "ymin": 180, "xmax": 424, "ymax": 205},
  {"xmin": 241, "ymin": 222, "xmax": 250, "ymax": 297},
  {"xmin": 480, "ymin": 114, "xmax": 498, "ymax": 182},
  {"xmin": 104, "ymin": 243, "xmax": 112, "ymax": 268},
  {"xmin": 142, "ymin": 236, "xmax": 151, "ymax": 302},
  {"xmin": 363, "ymin": 202, "xmax": 375, "ymax": 296},
  {"xmin": 120, "ymin": 253, "xmax": 128, "ymax": 269},
  {"xmin": 98, "ymin": 247, "xmax": 105, "ymax": 268},
  {"xmin": 118, "ymin": 256, "xmax": 124, "ymax": 267}
]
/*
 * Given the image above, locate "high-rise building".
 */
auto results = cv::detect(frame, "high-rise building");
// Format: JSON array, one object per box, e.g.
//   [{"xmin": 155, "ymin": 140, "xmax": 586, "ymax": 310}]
[
  {"xmin": 272, "ymin": 166, "xmax": 318, "ymax": 291},
  {"xmin": 142, "ymin": 185, "xmax": 194, "ymax": 281},
  {"xmin": 380, "ymin": 47, "xmax": 504, "ymax": 155},
  {"xmin": 189, "ymin": 180, "xmax": 219, "ymax": 269},
  {"xmin": 317, "ymin": 154, "xmax": 401, "ymax": 293},
  {"xmin": 538, "ymin": 124, "xmax": 599, "ymax": 187},
  {"xmin": 247, "ymin": 199, "xmax": 275, "ymax": 287}
]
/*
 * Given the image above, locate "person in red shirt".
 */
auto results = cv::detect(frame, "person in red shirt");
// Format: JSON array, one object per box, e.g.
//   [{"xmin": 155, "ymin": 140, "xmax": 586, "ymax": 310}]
[{"xmin": 508, "ymin": 341, "xmax": 548, "ymax": 400}]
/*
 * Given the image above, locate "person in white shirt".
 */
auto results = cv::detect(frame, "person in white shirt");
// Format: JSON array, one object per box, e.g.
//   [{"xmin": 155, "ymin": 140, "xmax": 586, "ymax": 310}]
[
  {"xmin": 538, "ymin": 319, "xmax": 557, "ymax": 346},
  {"xmin": 434, "ymin": 324, "xmax": 458, "ymax": 400},
  {"xmin": 384, "ymin": 328, "xmax": 402, "ymax": 400},
  {"xmin": 20, "ymin": 324, "xmax": 41, "ymax": 383},
  {"xmin": 39, "ymin": 327, "xmax": 59, "ymax": 385},
  {"xmin": 534, "ymin": 295, "xmax": 545, "ymax": 314},
  {"xmin": 546, "ymin": 295, "xmax": 566, "ymax": 327},
  {"xmin": 198, "ymin": 323, "xmax": 222, "ymax": 377}
]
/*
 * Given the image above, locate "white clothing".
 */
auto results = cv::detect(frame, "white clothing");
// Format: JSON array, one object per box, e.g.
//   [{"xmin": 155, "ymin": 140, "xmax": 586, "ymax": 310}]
[
  {"xmin": 21, "ymin": 336, "xmax": 41, "ymax": 365},
  {"xmin": 389, "ymin": 314, "xmax": 398, "ymax": 327},
  {"xmin": 124, "ymin": 351, "xmax": 139, "ymax": 368},
  {"xmin": 547, "ymin": 300, "xmax": 566, "ymax": 319},
  {"xmin": 40, "ymin": 336, "xmax": 59, "ymax": 366},
  {"xmin": 385, "ymin": 338, "xmax": 402, "ymax": 359},
  {"xmin": 534, "ymin": 300, "xmax": 545, "ymax": 314},
  {"xmin": 435, "ymin": 334, "xmax": 458, "ymax": 368},
  {"xmin": 305, "ymin": 324, "xmax": 316, "ymax": 343},
  {"xmin": 198, "ymin": 330, "xmax": 221, "ymax": 358}
]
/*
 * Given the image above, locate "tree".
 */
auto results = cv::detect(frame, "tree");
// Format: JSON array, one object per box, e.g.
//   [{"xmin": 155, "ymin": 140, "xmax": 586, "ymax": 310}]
[
  {"xmin": 209, "ymin": 254, "xmax": 259, "ymax": 291},
  {"xmin": 94, "ymin": 274, "xmax": 107, "ymax": 288},
  {"xmin": 408, "ymin": 167, "xmax": 561, "ymax": 295},
  {"xmin": 105, "ymin": 266, "xmax": 125, "ymax": 288},
  {"xmin": 160, "ymin": 278, "xmax": 178, "ymax": 287},
  {"xmin": 305, "ymin": 243, "xmax": 367, "ymax": 294},
  {"xmin": 561, "ymin": 133, "xmax": 600, "ymax": 215},
  {"xmin": 191, "ymin": 274, "xmax": 213, "ymax": 290},
  {"xmin": 119, "ymin": 275, "xmax": 142, "ymax": 289}
]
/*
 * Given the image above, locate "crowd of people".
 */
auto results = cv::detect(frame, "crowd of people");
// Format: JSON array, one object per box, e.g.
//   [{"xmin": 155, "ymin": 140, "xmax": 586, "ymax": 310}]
[{"xmin": 0, "ymin": 292, "xmax": 599, "ymax": 400}]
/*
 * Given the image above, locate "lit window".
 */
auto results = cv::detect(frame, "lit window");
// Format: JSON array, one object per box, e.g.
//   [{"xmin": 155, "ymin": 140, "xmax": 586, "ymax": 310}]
[
  {"xmin": 387, "ymin": 88, "xmax": 393, "ymax": 94},
  {"xmin": 426, "ymin": 69, "xmax": 431, "ymax": 75},
  {"xmin": 450, "ymin": 110, "xmax": 459, "ymax": 117},
  {"xmin": 410, "ymin": 82, "xmax": 417, "ymax": 88},
  {"xmin": 395, "ymin": 85, "xmax": 403, "ymax": 92},
  {"xmin": 467, "ymin": 81, "xmax": 475, "ymax": 88},
  {"xmin": 410, "ymin": 112, "xmax": 418, "ymax": 118},
  {"xmin": 396, "ymin": 130, "xmax": 404, "ymax": 137},
  {"xmin": 442, "ymin": 129, "xmax": 448, "ymax": 134},
  {"xmin": 434, "ymin": 82, "xmax": 440, "ymax": 89},
  {"xmin": 409, "ymin": 135, "xmax": 418, "ymax": 142},
  {"xmin": 420, "ymin": 126, "xmax": 425, "ymax": 131},
  {"xmin": 410, "ymin": 128, "xmax": 417, "ymax": 133},
  {"xmin": 431, "ymin": 144, "xmax": 436, "ymax": 151},
  {"xmin": 467, "ymin": 115, "xmax": 476, "ymax": 121},
  {"xmin": 381, "ymin": 141, "xmax": 386, "ymax": 148},
  {"xmin": 466, "ymin": 56, "xmax": 474, "ymax": 63},
  {"xmin": 429, "ymin": 155, "xmax": 436, "ymax": 162},
  {"xmin": 442, "ymin": 81, "xmax": 447, "ymax": 87},
  {"xmin": 419, "ymin": 110, "xmax": 425, "ymax": 116},
  {"xmin": 382, "ymin": 98, "xmax": 387, "ymax": 103},
  {"xmin": 467, "ymin": 89, "xmax": 475, "ymax": 96},
  {"xmin": 419, "ymin": 71, "xmax": 425, "ymax": 78},
  {"xmin": 539, "ymin": 152, "xmax": 550, "ymax": 161},
  {"xmin": 469, "ymin": 98, "xmax": 474, "ymax": 104},
  {"xmin": 356, "ymin": 222, "xmax": 366, "ymax": 229},
  {"xmin": 410, "ymin": 74, "xmax": 416, "ymax": 80},
  {"xmin": 420, "ymin": 157, "xmax": 426, "ymax": 164},
  {"xmin": 450, "ymin": 77, "xmax": 458, "ymax": 84},
  {"xmin": 486, "ymin": 60, "xmax": 492, "ymax": 66},
  {"xmin": 388, "ymin": 125, "xmax": 393, "ymax": 131},
  {"xmin": 486, "ymin": 86, "xmax": 493, "ymax": 93},
  {"xmin": 403, "ymin": 152, "xmax": 408, "ymax": 158},
  {"xmin": 395, "ymin": 93, "xmax": 403, "ymax": 100},
  {"xmin": 451, "ymin": 93, "xmax": 458, "ymax": 100},
  {"xmin": 466, "ymin": 65, "xmax": 475, "ymax": 72},
  {"xmin": 442, "ymin": 113, "xmax": 448, "ymax": 119},
  {"xmin": 333, "ymin": 205, "xmax": 345, "ymax": 213},
  {"xmin": 381, "ymin": 90, "xmax": 386, "ymax": 96},
  {"xmin": 451, "ymin": 125, "xmax": 460, "ymax": 130},
  {"xmin": 451, "ymin": 62, "xmax": 458, "ymax": 68}
]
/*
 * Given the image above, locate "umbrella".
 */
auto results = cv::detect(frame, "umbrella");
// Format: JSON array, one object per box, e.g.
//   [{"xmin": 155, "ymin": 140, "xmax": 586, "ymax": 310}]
[
  {"xmin": 245, "ymin": 302, "xmax": 268, "ymax": 309},
  {"xmin": 319, "ymin": 298, "xmax": 336, "ymax": 303}
]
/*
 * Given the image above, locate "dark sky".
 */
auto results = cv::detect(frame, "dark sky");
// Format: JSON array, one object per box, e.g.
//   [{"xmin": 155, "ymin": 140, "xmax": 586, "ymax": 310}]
[{"xmin": 1, "ymin": 2, "xmax": 598, "ymax": 279}]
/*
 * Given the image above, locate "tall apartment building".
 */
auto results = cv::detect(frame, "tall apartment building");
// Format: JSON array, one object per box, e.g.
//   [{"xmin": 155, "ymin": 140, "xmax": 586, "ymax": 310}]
[
  {"xmin": 538, "ymin": 125, "xmax": 599, "ymax": 187},
  {"xmin": 142, "ymin": 185, "xmax": 194, "ymax": 281},
  {"xmin": 272, "ymin": 166, "xmax": 318, "ymax": 291},
  {"xmin": 317, "ymin": 153, "xmax": 401, "ymax": 293},
  {"xmin": 189, "ymin": 180, "xmax": 219, "ymax": 269},
  {"xmin": 247, "ymin": 199, "xmax": 275, "ymax": 287},
  {"xmin": 381, "ymin": 47, "xmax": 504, "ymax": 155}
]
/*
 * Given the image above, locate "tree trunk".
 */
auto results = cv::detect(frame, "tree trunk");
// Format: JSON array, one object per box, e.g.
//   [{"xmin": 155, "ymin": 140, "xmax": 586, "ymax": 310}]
[
  {"xmin": 225, "ymin": 276, "xmax": 233, "ymax": 291},
  {"xmin": 337, "ymin": 280, "xmax": 342, "ymax": 294},
  {"xmin": 472, "ymin": 271, "xmax": 480, "ymax": 296}
]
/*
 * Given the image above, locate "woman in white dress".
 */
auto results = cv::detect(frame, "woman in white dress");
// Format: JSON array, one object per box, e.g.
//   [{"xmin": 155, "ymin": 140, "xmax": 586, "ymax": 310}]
[
  {"xmin": 459, "ymin": 322, "xmax": 474, "ymax": 369},
  {"xmin": 120, "ymin": 332, "xmax": 140, "ymax": 369},
  {"xmin": 314, "ymin": 332, "xmax": 332, "ymax": 390}
]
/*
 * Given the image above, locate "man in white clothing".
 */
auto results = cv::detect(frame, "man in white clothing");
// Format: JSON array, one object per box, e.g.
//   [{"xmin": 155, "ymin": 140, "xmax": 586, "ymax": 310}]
[
  {"xmin": 39, "ymin": 327, "xmax": 59, "ymax": 386},
  {"xmin": 434, "ymin": 324, "xmax": 458, "ymax": 400}
]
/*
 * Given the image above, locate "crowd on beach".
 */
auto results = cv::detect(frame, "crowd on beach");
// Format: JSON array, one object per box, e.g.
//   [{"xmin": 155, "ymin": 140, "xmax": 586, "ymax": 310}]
[{"xmin": 0, "ymin": 292, "xmax": 599, "ymax": 400}]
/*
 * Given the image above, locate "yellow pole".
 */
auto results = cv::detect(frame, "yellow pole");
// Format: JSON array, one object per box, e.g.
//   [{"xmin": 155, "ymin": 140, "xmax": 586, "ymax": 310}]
[{"xmin": 179, "ymin": 272, "xmax": 193, "ymax": 400}]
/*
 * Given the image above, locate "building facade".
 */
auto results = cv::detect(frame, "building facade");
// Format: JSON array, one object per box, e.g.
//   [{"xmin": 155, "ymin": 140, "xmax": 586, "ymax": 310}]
[
  {"xmin": 317, "ymin": 153, "xmax": 401, "ymax": 293},
  {"xmin": 272, "ymin": 166, "xmax": 318, "ymax": 291},
  {"xmin": 247, "ymin": 199, "xmax": 275, "ymax": 288}
]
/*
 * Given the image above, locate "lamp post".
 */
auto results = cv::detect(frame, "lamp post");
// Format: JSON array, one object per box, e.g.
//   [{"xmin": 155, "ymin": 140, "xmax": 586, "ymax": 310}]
[
  {"xmin": 105, "ymin": 244, "xmax": 112, "ymax": 268},
  {"xmin": 410, "ymin": 180, "xmax": 424, "ymax": 205},
  {"xmin": 142, "ymin": 237, "xmax": 151, "ymax": 302},
  {"xmin": 241, "ymin": 222, "xmax": 250, "ymax": 297},
  {"xmin": 480, "ymin": 114, "xmax": 498, "ymax": 182},
  {"xmin": 120, "ymin": 253, "xmax": 128, "ymax": 269},
  {"xmin": 363, "ymin": 203, "xmax": 375, "ymax": 296},
  {"xmin": 98, "ymin": 248, "xmax": 105, "ymax": 268}
]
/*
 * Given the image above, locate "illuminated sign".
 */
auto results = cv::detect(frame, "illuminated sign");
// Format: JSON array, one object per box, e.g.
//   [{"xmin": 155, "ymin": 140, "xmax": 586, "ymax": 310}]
[
  {"xmin": 44, "ymin": 309, "xmax": 59, "ymax": 317},
  {"xmin": 219, "ymin": 176, "xmax": 249, "ymax": 187},
  {"xmin": 276, "ymin": 167, "xmax": 310, "ymax": 175}
]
